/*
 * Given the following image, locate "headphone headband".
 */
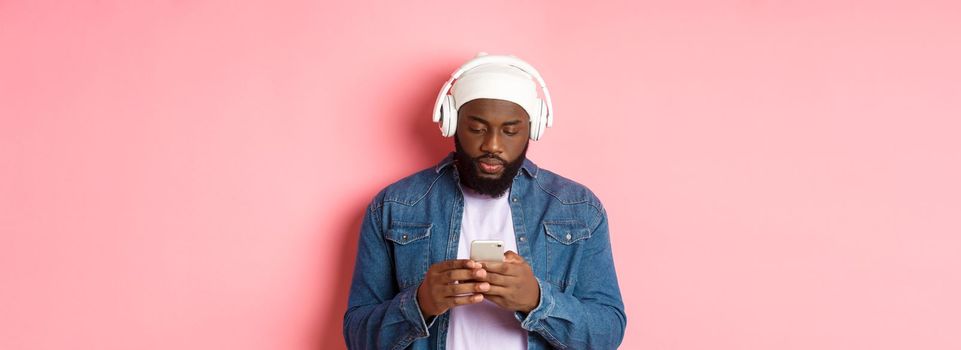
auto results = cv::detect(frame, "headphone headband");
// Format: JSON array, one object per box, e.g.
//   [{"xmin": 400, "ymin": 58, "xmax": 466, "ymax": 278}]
[{"xmin": 432, "ymin": 54, "xmax": 554, "ymax": 139}]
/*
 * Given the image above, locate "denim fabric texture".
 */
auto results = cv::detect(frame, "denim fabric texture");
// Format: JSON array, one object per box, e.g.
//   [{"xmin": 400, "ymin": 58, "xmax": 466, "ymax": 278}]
[{"xmin": 344, "ymin": 153, "xmax": 626, "ymax": 349}]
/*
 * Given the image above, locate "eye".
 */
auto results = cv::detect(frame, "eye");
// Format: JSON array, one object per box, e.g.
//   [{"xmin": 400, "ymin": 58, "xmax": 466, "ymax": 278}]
[
  {"xmin": 504, "ymin": 129, "xmax": 519, "ymax": 136},
  {"xmin": 469, "ymin": 128, "xmax": 485, "ymax": 134}
]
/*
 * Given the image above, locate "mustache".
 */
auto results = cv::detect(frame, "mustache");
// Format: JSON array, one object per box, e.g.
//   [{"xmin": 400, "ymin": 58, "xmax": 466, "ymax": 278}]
[{"xmin": 474, "ymin": 154, "xmax": 506, "ymax": 164}]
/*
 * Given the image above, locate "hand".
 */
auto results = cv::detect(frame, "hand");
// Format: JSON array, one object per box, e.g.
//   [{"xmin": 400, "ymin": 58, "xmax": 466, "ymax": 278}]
[
  {"xmin": 476, "ymin": 251, "xmax": 540, "ymax": 313},
  {"xmin": 416, "ymin": 259, "xmax": 490, "ymax": 317}
]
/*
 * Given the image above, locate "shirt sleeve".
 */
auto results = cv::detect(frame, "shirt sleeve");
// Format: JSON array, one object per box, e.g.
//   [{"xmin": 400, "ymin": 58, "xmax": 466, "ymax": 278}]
[
  {"xmin": 342, "ymin": 201, "xmax": 433, "ymax": 350},
  {"xmin": 515, "ymin": 208, "xmax": 627, "ymax": 349}
]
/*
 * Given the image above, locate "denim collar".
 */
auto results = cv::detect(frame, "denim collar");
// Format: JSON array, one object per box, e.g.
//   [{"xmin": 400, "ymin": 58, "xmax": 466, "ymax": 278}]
[{"xmin": 434, "ymin": 152, "xmax": 538, "ymax": 178}]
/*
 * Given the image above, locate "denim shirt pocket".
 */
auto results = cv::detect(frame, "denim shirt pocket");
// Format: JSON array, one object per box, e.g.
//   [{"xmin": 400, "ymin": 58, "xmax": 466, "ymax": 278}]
[
  {"xmin": 385, "ymin": 221, "xmax": 432, "ymax": 289},
  {"xmin": 543, "ymin": 220, "xmax": 591, "ymax": 290}
]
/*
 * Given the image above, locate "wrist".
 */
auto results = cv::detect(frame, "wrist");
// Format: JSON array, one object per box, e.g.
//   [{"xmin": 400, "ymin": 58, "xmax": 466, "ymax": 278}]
[
  {"xmin": 521, "ymin": 281, "xmax": 541, "ymax": 313},
  {"xmin": 416, "ymin": 282, "xmax": 436, "ymax": 317},
  {"xmin": 520, "ymin": 299, "xmax": 538, "ymax": 313}
]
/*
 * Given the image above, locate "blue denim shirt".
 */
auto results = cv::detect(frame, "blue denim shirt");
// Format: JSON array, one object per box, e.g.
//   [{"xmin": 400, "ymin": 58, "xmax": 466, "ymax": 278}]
[{"xmin": 344, "ymin": 153, "xmax": 626, "ymax": 349}]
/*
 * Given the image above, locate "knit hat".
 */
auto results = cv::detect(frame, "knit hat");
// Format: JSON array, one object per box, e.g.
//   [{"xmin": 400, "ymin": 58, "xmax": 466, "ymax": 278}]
[{"xmin": 450, "ymin": 64, "xmax": 540, "ymax": 119}]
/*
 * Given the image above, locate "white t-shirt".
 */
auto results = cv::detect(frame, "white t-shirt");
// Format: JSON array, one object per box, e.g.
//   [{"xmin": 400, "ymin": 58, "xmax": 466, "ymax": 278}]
[{"xmin": 445, "ymin": 185, "xmax": 527, "ymax": 350}]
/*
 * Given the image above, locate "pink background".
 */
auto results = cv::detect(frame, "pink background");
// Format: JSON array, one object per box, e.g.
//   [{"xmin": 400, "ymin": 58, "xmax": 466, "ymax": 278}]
[{"xmin": 2, "ymin": 1, "xmax": 960, "ymax": 349}]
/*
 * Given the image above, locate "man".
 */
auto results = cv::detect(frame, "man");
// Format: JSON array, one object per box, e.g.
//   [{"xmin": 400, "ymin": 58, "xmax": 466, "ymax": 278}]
[{"xmin": 343, "ymin": 53, "xmax": 626, "ymax": 349}]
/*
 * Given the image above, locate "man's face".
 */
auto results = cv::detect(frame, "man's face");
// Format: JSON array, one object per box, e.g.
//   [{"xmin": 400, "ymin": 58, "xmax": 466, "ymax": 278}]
[{"xmin": 454, "ymin": 98, "xmax": 530, "ymax": 197}]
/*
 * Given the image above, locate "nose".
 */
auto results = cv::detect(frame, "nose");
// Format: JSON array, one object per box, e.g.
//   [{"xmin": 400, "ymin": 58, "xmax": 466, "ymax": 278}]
[{"xmin": 480, "ymin": 132, "xmax": 503, "ymax": 155}]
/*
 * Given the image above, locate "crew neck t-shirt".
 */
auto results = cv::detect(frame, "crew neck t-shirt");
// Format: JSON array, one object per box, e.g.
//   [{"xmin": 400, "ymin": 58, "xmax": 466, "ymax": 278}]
[{"xmin": 445, "ymin": 185, "xmax": 526, "ymax": 350}]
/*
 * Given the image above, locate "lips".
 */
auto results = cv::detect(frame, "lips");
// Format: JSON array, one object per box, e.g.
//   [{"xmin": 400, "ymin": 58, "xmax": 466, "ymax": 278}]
[{"xmin": 477, "ymin": 159, "xmax": 504, "ymax": 174}]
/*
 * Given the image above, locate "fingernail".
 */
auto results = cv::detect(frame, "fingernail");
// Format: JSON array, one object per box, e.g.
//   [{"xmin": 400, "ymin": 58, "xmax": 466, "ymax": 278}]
[{"xmin": 479, "ymin": 283, "xmax": 490, "ymax": 291}]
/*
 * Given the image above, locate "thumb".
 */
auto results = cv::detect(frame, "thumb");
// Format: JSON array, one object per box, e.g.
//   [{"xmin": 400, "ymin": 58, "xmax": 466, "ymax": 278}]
[{"xmin": 504, "ymin": 250, "xmax": 524, "ymax": 263}]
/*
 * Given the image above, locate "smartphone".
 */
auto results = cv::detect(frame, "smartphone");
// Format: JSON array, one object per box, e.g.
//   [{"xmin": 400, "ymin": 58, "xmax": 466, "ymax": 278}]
[{"xmin": 470, "ymin": 240, "xmax": 504, "ymax": 262}]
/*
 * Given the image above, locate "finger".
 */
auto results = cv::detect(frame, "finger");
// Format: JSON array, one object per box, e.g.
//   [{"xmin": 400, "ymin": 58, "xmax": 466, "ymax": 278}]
[
  {"xmin": 504, "ymin": 250, "xmax": 525, "ymax": 263},
  {"xmin": 481, "ymin": 271, "xmax": 511, "ymax": 286},
  {"xmin": 448, "ymin": 293, "xmax": 484, "ymax": 306},
  {"xmin": 481, "ymin": 261, "xmax": 509, "ymax": 274},
  {"xmin": 473, "ymin": 268, "xmax": 487, "ymax": 280},
  {"xmin": 441, "ymin": 268, "xmax": 484, "ymax": 283},
  {"xmin": 438, "ymin": 259, "xmax": 479, "ymax": 272},
  {"xmin": 485, "ymin": 262, "xmax": 521, "ymax": 277},
  {"xmin": 482, "ymin": 284, "xmax": 511, "ymax": 296},
  {"xmin": 446, "ymin": 282, "xmax": 490, "ymax": 296}
]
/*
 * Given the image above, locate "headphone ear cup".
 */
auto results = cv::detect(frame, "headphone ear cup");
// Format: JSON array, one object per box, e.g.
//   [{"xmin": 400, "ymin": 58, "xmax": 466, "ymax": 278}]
[
  {"xmin": 539, "ymin": 100, "xmax": 549, "ymax": 138},
  {"xmin": 530, "ymin": 99, "xmax": 547, "ymax": 141},
  {"xmin": 441, "ymin": 95, "xmax": 458, "ymax": 137}
]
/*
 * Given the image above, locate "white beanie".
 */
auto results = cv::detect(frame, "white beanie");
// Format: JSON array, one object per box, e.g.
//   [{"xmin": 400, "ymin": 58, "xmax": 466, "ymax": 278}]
[{"xmin": 450, "ymin": 64, "xmax": 540, "ymax": 120}]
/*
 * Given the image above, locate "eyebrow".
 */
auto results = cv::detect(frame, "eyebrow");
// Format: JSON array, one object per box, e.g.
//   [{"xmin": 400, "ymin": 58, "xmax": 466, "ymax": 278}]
[{"xmin": 467, "ymin": 115, "xmax": 523, "ymax": 126}]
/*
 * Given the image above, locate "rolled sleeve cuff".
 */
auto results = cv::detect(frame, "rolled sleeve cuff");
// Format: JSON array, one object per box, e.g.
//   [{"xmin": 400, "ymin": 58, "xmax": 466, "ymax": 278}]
[
  {"xmin": 515, "ymin": 277, "xmax": 554, "ymax": 330},
  {"xmin": 399, "ymin": 285, "xmax": 435, "ymax": 338}
]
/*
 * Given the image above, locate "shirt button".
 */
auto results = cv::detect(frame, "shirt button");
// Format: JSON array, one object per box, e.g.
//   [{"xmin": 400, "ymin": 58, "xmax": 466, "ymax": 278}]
[
  {"xmin": 512, "ymin": 197, "xmax": 518, "ymax": 202},
  {"xmin": 519, "ymin": 236, "xmax": 526, "ymax": 242},
  {"xmin": 565, "ymin": 233, "xmax": 572, "ymax": 241},
  {"xmin": 402, "ymin": 234, "xmax": 408, "ymax": 240}
]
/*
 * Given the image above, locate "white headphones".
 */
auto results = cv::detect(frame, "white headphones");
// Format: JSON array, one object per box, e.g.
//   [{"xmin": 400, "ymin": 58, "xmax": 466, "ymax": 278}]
[{"xmin": 432, "ymin": 53, "xmax": 554, "ymax": 141}]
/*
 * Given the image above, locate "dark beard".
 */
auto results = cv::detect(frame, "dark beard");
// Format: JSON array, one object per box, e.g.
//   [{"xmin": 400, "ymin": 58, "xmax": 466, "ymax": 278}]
[{"xmin": 454, "ymin": 137, "xmax": 529, "ymax": 198}]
